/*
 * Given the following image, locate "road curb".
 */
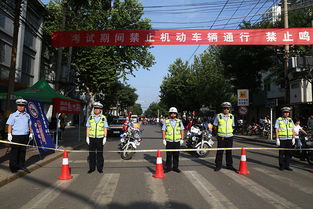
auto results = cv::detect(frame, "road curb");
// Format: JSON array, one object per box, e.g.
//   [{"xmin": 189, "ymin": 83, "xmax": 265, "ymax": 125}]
[{"xmin": 0, "ymin": 142, "xmax": 85, "ymax": 188}]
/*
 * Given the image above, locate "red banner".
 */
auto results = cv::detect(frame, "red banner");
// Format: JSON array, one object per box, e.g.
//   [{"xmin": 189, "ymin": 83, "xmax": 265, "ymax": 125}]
[
  {"xmin": 52, "ymin": 28, "xmax": 313, "ymax": 47},
  {"xmin": 53, "ymin": 98, "xmax": 80, "ymax": 114}
]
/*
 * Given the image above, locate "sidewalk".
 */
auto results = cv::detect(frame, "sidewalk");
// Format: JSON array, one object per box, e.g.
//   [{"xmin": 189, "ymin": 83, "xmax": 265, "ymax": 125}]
[
  {"xmin": 0, "ymin": 127, "xmax": 86, "ymax": 187},
  {"xmin": 234, "ymin": 134, "xmax": 276, "ymax": 145}
]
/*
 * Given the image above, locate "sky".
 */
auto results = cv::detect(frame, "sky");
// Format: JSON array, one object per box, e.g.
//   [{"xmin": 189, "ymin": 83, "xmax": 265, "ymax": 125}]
[{"xmin": 41, "ymin": 0, "xmax": 280, "ymax": 111}]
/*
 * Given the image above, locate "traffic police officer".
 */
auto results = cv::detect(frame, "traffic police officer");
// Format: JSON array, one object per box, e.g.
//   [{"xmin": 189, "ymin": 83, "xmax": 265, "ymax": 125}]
[
  {"xmin": 86, "ymin": 102, "xmax": 108, "ymax": 173},
  {"xmin": 162, "ymin": 107, "xmax": 184, "ymax": 173},
  {"xmin": 213, "ymin": 102, "xmax": 236, "ymax": 172},
  {"xmin": 275, "ymin": 107, "xmax": 295, "ymax": 171},
  {"xmin": 6, "ymin": 99, "xmax": 33, "ymax": 173}
]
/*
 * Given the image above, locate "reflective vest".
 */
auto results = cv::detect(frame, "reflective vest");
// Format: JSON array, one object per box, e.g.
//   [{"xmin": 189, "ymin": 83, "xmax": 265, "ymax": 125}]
[
  {"xmin": 88, "ymin": 115, "xmax": 106, "ymax": 138},
  {"xmin": 165, "ymin": 119, "xmax": 182, "ymax": 142},
  {"xmin": 217, "ymin": 113, "xmax": 234, "ymax": 137},
  {"xmin": 277, "ymin": 117, "xmax": 293, "ymax": 140}
]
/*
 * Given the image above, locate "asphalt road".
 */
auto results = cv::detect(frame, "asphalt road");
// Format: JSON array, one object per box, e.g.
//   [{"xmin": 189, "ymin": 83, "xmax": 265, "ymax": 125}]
[{"xmin": 1, "ymin": 125, "xmax": 313, "ymax": 209}]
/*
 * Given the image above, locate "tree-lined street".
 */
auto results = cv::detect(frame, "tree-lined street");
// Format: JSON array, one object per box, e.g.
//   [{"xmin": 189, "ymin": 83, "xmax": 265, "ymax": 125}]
[{"xmin": 1, "ymin": 125, "xmax": 312, "ymax": 209}]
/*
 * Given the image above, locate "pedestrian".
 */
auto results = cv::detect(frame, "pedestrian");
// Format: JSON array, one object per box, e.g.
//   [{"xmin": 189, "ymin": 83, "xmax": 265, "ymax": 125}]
[
  {"xmin": 275, "ymin": 107, "xmax": 295, "ymax": 171},
  {"xmin": 6, "ymin": 99, "xmax": 33, "ymax": 173},
  {"xmin": 86, "ymin": 102, "xmax": 108, "ymax": 174},
  {"xmin": 307, "ymin": 113, "xmax": 313, "ymax": 132},
  {"xmin": 162, "ymin": 107, "xmax": 184, "ymax": 173},
  {"xmin": 213, "ymin": 102, "xmax": 236, "ymax": 172},
  {"xmin": 293, "ymin": 118, "xmax": 308, "ymax": 161}
]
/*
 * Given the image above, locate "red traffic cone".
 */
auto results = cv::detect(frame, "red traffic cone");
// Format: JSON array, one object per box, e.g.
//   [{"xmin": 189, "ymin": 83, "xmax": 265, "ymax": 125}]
[
  {"xmin": 58, "ymin": 150, "xmax": 73, "ymax": 180},
  {"xmin": 237, "ymin": 147, "xmax": 250, "ymax": 175},
  {"xmin": 153, "ymin": 150, "xmax": 166, "ymax": 178}
]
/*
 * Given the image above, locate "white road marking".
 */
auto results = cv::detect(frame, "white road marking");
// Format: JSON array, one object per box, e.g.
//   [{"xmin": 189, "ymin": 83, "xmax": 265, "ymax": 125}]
[
  {"xmin": 144, "ymin": 173, "xmax": 172, "ymax": 209},
  {"xmin": 84, "ymin": 173, "xmax": 120, "ymax": 209},
  {"xmin": 20, "ymin": 174, "xmax": 79, "ymax": 209},
  {"xmin": 71, "ymin": 157, "xmax": 214, "ymax": 164},
  {"xmin": 221, "ymin": 169, "xmax": 301, "ymax": 209},
  {"xmin": 184, "ymin": 171, "xmax": 238, "ymax": 209},
  {"xmin": 254, "ymin": 167, "xmax": 313, "ymax": 195}
]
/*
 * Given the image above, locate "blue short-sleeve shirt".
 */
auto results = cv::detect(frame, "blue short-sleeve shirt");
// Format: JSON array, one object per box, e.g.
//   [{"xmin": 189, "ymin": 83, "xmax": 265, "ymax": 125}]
[
  {"xmin": 86, "ymin": 114, "xmax": 109, "ymax": 128},
  {"xmin": 162, "ymin": 119, "xmax": 184, "ymax": 131},
  {"xmin": 6, "ymin": 110, "xmax": 31, "ymax": 135}
]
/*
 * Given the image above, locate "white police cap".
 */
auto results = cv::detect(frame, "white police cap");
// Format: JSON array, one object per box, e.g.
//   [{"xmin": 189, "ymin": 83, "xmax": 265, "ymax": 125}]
[
  {"xmin": 16, "ymin": 99, "xmax": 27, "ymax": 106},
  {"xmin": 93, "ymin": 102, "xmax": 103, "ymax": 109}
]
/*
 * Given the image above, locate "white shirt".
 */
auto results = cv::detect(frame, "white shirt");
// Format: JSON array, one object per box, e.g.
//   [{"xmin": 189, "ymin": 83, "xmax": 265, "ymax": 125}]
[{"xmin": 293, "ymin": 125, "xmax": 302, "ymax": 139}]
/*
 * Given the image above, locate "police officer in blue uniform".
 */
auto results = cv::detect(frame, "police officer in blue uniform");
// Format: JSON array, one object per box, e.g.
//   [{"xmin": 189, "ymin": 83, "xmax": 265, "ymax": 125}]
[{"xmin": 6, "ymin": 99, "xmax": 33, "ymax": 173}]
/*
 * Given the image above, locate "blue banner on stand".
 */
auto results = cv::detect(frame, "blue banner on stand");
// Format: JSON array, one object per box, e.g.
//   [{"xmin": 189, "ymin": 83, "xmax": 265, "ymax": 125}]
[{"xmin": 26, "ymin": 100, "xmax": 55, "ymax": 152}]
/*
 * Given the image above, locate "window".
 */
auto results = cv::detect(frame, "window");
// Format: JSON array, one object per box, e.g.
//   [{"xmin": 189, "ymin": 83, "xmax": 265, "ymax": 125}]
[
  {"xmin": 21, "ymin": 53, "xmax": 34, "ymax": 85},
  {"xmin": 0, "ymin": 42, "xmax": 4, "ymax": 63},
  {"xmin": 24, "ymin": 28, "xmax": 35, "ymax": 49},
  {"xmin": 0, "ymin": 12, "xmax": 5, "ymax": 28}
]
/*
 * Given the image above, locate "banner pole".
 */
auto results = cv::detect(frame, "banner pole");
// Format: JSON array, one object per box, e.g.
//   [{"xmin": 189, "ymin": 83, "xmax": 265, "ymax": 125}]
[
  {"xmin": 78, "ymin": 113, "xmax": 81, "ymax": 141},
  {"xmin": 56, "ymin": 114, "xmax": 59, "ymax": 149}
]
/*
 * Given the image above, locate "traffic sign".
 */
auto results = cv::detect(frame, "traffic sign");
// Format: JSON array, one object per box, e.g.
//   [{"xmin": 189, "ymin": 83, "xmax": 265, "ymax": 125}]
[{"xmin": 238, "ymin": 106, "xmax": 248, "ymax": 115}]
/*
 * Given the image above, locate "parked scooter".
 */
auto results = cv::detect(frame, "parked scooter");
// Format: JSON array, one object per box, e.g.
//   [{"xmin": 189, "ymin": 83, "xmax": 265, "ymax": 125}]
[
  {"xmin": 119, "ymin": 126, "xmax": 142, "ymax": 160},
  {"xmin": 186, "ymin": 123, "xmax": 214, "ymax": 158},
  {"xmin": 291, "ymin": 133, "xmax": 313, "ymax": 165}
]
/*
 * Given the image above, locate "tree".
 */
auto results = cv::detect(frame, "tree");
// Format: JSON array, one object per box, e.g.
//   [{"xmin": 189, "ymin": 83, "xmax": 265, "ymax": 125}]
[
  {"xmin": 128, "ymin": 104, "xmax": 143, "ymax": 115},
  {"xmin": 144, "ymin": 102, "xmax": 167, "ymax": 118},
  {"xmin": 43, "ymin": 0, "xmax": 155, "ymax": 109}
]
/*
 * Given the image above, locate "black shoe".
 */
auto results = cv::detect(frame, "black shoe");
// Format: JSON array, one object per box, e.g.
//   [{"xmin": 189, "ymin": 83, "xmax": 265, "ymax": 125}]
[
  {"xmin": 226, "ymin": 166, "xmax": 237, "ymax": 172},
  {"xmin": 20, "ymin": 167, "xmax": 30, "ymax": 173},
  {"xmin": 88, "ymin": 169, "xmax": 95, "ymax": 174},
  {"xmin": 11, "ymin": 170, "xmax": 18, "ymax": 173},
  {"xmin": 285, "ymin": 167, "xmax": 293, "ymax": 171},
  {"xmin": 300, "ymin": 158, "xmax": 306, "ymax": 161},
  {"xmin": 173, "ymin": 168, "xmax": 181, "ymax": 173},
  {"xmin": 279, "ymin": 167, "xmax": 284, "ymax": 171},
  {"xmin": 164, "ymin": 168, "xmax": 171, "ymax": 173},
  {"xmin": 214, "ymin": 167, "xmax": 222, "ymax": 172},
  {"xmin": 98, "ymin": 170, "xmax": 103, "ymax": 173}
]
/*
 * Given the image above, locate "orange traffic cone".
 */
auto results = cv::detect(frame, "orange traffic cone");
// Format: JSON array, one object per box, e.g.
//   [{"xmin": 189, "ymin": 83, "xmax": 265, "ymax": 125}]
[
  {"xmin": 58, "ymin": 150, "xmax": 73, "ymax": 180},
  {"xmin": 153, "ymin": 150, "xmax": 166, "ymax": 178},
  {"xmin": 237, "ymin": 147, "xmax": 250, "ymax": 175}
]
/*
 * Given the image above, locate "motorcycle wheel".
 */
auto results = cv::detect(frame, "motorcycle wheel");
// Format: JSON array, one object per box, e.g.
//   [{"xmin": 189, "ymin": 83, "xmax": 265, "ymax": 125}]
[
  {"xmin": 307, "ymin": 151, "xmax": 313, "ymax": 165},
  {"xmin": 120, "ymin": 144, "xmax": 135, "ymax": 160},
  {"xmin": 195, "ymin": 143, "xmax": 210, "ymax": 158}
]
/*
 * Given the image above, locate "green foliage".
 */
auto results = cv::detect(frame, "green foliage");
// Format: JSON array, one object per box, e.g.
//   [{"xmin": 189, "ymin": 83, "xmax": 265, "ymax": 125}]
[
  {"xmin": 43, "ymin": 0, "xmax": 155, "ymax": 110},
  {"xmin": 144, "ymin": 102, "xmax": 167, "ymax": 118},
  {"xmin": 159, "ymin": 50, "xmax": 234, "ymax": 112},
  {"xmin": 128, "ymin": 103, "xmax": 143, "ymax": 115}
]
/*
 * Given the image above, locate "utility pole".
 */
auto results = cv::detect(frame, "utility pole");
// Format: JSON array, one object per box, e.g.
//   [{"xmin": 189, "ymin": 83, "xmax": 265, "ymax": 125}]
[
  {"xmin": 283, "ymin": 0, "xmax": 290, "ymax": 105},
  {"xmin": 6, "ymin": 0, "xmax": 22, "ymax": 111}
]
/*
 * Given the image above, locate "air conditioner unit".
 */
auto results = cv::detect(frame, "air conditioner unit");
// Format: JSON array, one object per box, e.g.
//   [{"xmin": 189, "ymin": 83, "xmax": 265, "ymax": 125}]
[{"xmin": 290, "ymin": 79, "xmax": 312, "ymax": 104}]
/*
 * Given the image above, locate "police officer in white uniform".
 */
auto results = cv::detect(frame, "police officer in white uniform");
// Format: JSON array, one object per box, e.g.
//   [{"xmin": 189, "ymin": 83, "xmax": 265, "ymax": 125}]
[{"xmin": 6, "ymin": 99, "xmax": 33, "ymax": 173}]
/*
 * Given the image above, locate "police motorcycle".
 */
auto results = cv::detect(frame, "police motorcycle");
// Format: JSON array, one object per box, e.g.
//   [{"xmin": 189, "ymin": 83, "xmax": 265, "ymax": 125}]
[
  {"xmin": 119, "ymin": 124, "xmax": 142, "ymax": 160},
  {"xmin": 291, "ymin": 132, "xmax": 313, "ymax": 165},
  {"xmin": 186, "ymin": 123, "xmax": 214, "ymax": 158}
]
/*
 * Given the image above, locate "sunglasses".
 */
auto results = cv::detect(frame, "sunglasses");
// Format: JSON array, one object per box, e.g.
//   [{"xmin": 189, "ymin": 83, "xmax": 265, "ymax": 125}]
[{"xmin": 223, "ymin": 107, "xmax": 230, "ymax": 110}]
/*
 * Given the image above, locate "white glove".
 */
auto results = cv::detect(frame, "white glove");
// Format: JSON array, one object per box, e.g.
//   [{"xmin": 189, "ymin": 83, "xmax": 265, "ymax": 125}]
[
  {"xmin": 292, "ymin": 138, "xmax": 295, "ymax": 146},
  {"xmin": 29, "ymin": 132, "xmax": 34, "ymax": 140},
  {"xmin": 103, "ymin": 137, "xmax": 107, "ymax": 145},
  {"xmin": 180, "ymin": 139, "xmax": 184, "ymax": 146},
  {"xmin": 163, "ymin": 139, "xmax": 166, "ymax": 146},
  {"xmin": 86, "ymin": 136, "xmax": 90, "ymax": 145},
  {"xmin": 276, "ymin": 139, "xmax": 280, "ymax": 146},
  {"xmin": 8, "ymin": 133, "xmax": 12, "ymax": 142}
]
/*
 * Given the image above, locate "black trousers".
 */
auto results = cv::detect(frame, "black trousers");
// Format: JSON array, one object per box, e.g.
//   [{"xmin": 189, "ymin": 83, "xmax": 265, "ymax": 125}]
[
  {"xmin": 10, "ymin": 135, "xmax": 28, "ymax": 171},
  {"xmin": 166, "ymin": 141, "xmax": 180, "ymax": 169},
  {"xmin": 89, "ymin": 137, "xmax": 104, "ymax": 171},
  {"xmin": 279, "ymin": 140, "xmax": 292, "ymax": 168},
  {"xmin": 215, "ymin": 136, "xmax": 233, "ymax": 168}
]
